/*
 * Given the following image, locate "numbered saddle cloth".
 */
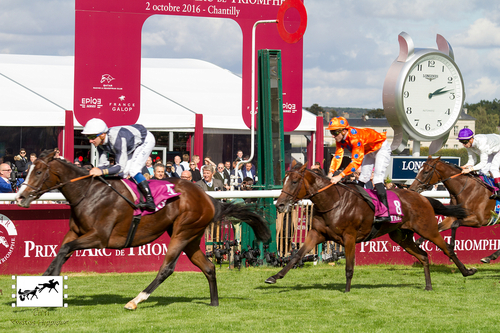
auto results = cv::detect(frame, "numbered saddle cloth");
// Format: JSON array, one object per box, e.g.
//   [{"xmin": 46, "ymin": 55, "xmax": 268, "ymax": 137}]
[
  {"xmin": 122, "ymin": 179, "xmax": 181, "ymax": 216},
  {"xmin": 364, "ymin": 189, "xmax": 404, "ymax": 223}
]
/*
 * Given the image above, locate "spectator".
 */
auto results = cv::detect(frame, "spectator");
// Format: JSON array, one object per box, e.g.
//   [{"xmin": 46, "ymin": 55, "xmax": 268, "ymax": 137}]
[
  {"xmin": 196, "ymin": 165, "xmax": 224, "ymax": 191},
  {"xmin": 203, "ymin": 156, "xmax": 216, "ymax": 167},
  {"xmin": 236, "ymin": 150, "xmax": 243, "ymax": 161},
  {"xmin": 181, "ymin": 170, "xmax": 193, "ymax": 182},
  {"xmin": 74, "ymin": 158, "xmax": 82, "ymax": 167},
  {"xmin": 14, "ymin": 148, "xmax": 29, "ymax": 178},
  {"xmin": 192, "ymin": 155, "xmax": 201, "ymax": 169},
  {"xmin": 173, "ymin": 155, "xmax": 184, "ymax": 177},
  {"xmin": 230, "ymin": 160, "xmax": 244, "ymax": 188},
  {"xmin": 0, "ymin": 163, "xmax": 22, "ymax": 193},
  {"xmin": 181, "ymin": 153, "xmax": 190, "ymax": 171},
  {"xmin": 311, "ymin": 161, "xmax": 325, "ymax": 176},
  {"xmin": 3, "ymin": 148, "xmax": 15, "ymax": 165},
  {"xmin": 152, "ymin": 164, "xmax": 165, "ymax": 180},
  {"xmin": 164, "ymin": 162, "xmax": 179, "ymax": 178},
  {"xmin": 26, "ymin": 153, "xmax": 37, "ymax": 170},
  {"xmin": 214, "ymin": 163, "xmax": 230, "ymax": 188},
  {"xmin": 242, "ymin": 162, "xmax": 256, "ymax": 183},
  {"xmin": 189, "ymin": 161, "xmax": 202, "ymax": 182},
  {"xmin": 224, "ymin": 161, "xmax": 231, "ymax": 180},
  {"xmin": 53, "ymin": 147, "xmax": 65, "ymax": 160},
  {"xmin": 142, "ymin": 156, "xmax": 154, "ymax": 177}
]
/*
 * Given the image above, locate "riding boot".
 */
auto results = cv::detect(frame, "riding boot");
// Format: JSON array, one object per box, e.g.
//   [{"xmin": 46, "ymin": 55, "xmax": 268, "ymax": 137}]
[
  {"xmin": 137, "ymin": 180, "xmax": 156, "ymax": 211},
  {"xmin": 490, "ymin": 178, "xmax": 500, "ymax": 200},
  {"xmin": 374, "ymin": 183, "xmax": 391, "ymax": 223}
]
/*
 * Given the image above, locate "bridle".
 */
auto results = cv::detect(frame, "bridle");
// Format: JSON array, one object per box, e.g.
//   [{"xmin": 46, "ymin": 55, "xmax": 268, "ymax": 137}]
[
  {"xmin": 22, "ymin": 159, "xmax": 93, "ymax": 203},
  {"xmin": 413, "ymin": 161, "xmax": 470, "ymax": 197}
]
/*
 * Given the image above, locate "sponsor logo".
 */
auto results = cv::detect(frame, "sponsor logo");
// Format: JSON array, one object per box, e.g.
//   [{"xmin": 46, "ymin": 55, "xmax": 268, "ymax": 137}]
[
  {"xmin": 423, "ymin": 74, "xmax": 438, "ymax": 81},
  {"xmin": 79, "ymin": 97, "xmax": 103, "ymax": 109},
  {"xmin": 0, "ymin": 214, "xmax": 17, "ymax": 265},
  {"xmin": 13, "ymin": 276, "xmax": 68, "ymax": 307},
  {"xmin": 100, "ymin": 74, "xmax": 115, "ymax": 84}
]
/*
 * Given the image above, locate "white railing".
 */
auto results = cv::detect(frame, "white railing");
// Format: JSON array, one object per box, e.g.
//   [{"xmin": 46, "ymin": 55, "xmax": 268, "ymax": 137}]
[{"xmin": 0, "ymin": 190, "xmax": 451, "ymax": 204}]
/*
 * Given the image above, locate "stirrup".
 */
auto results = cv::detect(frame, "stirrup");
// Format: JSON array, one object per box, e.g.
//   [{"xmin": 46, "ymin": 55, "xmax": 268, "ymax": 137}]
[
  {"xmin": 490, "ymin": 193, "xmax": 500, "ymax": 200},
  {"xmin": 373, "ymin": 215, "xmax": 391, "ymax": 223}
]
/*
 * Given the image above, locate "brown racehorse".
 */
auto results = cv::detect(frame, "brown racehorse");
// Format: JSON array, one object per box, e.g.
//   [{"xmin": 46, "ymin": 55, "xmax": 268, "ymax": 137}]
[
  {"xmin": 16, "ymin": 150, "xmax": 270, "ymax": 310},
  {"xmin": 265, "ymin": 163, "xmax": 477, "ymax": 292},
  {"xmin": 409, "ymin": 156, "xmax": 500, "ymax": 263}
]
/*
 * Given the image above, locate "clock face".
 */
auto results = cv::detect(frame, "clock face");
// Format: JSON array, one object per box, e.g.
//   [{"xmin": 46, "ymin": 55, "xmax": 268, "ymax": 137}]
[{"xmin": 401, "ymin": 53, "xmax": 464, "ymax": 139}]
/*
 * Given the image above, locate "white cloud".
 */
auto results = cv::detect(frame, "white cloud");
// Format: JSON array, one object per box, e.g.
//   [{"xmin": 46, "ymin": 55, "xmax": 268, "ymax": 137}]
[
  {"xmin": 467, "ymin": 77, "xmax": 500, "ymax": 102},
  {"xmin": 455, "ymin": 18, "xmax": 500, "ymax": 48}
]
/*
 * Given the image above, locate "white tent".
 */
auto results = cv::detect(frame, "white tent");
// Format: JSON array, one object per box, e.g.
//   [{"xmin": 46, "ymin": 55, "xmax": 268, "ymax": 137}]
[{"xmin": 0, "ymin": 54, "xmax": 316, "ymax": 134}]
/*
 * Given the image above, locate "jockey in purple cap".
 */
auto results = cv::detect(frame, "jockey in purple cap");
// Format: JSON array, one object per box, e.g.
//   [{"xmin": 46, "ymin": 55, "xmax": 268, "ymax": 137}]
[{"xmin": 458, "ymin": 128, "xmax": 500, "ymax": 200}]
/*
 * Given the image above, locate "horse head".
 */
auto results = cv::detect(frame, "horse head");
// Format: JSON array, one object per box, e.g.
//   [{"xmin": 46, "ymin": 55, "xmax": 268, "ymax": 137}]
[
  {"xmin": 409, "ymin": 156, "xmax": 456, "ymax": 193},
  {"xmin": 16, "ymin": 149, "xmax": 64, "ymax": 207},
  {"xmin": 276, "ymin": 163, "xmax": 312, "ymax": 213}
]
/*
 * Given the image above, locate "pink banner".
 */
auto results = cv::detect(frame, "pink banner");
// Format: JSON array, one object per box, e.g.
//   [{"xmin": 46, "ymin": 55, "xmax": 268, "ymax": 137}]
[
  {"xmin": 0, "ymin": 205, "xmax": 200, "ymax": 275},
  {"xmin": 355, "ymin": 216, "xmax": 500, "ymax": 265},
  {"xmin": 74, "ymin": 0, "xmax": 305, "ymax": 131}
]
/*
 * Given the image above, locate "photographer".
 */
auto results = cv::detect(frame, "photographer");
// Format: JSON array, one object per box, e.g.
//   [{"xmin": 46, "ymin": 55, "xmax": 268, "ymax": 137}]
[
  {"xmin": 0, "ymin": 163, "xmax": 23, "ymax": 193},
  {"xmin": 196, "ymin": 165, "xmax": 224, "ymax": 191}
]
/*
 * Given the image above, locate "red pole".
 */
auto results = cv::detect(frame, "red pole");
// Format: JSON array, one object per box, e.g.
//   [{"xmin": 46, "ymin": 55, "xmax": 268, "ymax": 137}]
[{"xmin": 194, "ymin": 114, "xmax": 203, "ymax": 169}]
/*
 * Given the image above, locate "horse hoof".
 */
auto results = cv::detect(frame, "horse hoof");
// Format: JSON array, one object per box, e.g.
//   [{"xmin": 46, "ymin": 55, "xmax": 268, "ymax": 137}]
[
  {"xmin": 265, "ymin": 277, "xmax": 276, "ymax": 284},
  {"xmin": 480, "ymin": 257, "xmax": 491, "ymax": 264},
  {"xmin": 124, "ymin": 301, "xmax": 137, "ymax": 310},
  {"xmin": 468, "ymin": 268, "xmax": 478, "ymax": 276}
]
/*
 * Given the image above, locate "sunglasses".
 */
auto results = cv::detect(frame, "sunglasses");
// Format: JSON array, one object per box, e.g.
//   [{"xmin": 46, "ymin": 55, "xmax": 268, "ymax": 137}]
[
  {"xmin": 330, "ymin": 129, "xmax": 343, "ymax": 136},
  {"xmin": 20, "ymin": 151, "xmax": 26, "ymax": 154},
  {"xmin": 87, "ymin": 132, "xmax": 103, "ymax": 140},
  {"xmin": 459, "ymin": 139, "xmax": 470, "ymax": 144}
]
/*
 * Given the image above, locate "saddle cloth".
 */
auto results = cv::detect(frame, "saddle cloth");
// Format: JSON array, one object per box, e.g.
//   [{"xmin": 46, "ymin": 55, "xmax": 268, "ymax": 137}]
[
  {"xmin": 122, "ymin": 179, "xmax": 181, "ymax": 216},
  {"xmin": 364, "ymin": 189, "xmax": 404, "ymax": 223},
  {"xmin": 478, "ymin": 174, "xmax": 499, "ymax": 193}
]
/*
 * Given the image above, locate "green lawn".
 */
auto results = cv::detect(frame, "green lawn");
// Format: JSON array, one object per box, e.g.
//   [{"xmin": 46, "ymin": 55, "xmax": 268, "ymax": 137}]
[{"xmin": 2, "ymin": 262, "xmax": 500, "ymax": 332}]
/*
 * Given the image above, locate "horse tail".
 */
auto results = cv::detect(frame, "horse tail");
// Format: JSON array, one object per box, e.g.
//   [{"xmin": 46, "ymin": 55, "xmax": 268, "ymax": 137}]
[
  {"xmin": 425, "ymin": 197, "xmax": 468, "ymax": 219},
  {"xmin": 210, "ymin": 197, "xmax": 271, "ymax": 242}
]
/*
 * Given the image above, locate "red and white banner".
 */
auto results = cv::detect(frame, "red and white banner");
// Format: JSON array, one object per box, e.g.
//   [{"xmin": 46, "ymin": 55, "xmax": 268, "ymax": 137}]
[{"xmin": 0, "ymin": 205, "xmax": 201, "ymax": 275}]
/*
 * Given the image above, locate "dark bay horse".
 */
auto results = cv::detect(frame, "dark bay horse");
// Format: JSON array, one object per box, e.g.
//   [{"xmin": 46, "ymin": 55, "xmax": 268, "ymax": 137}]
[
  {"xmin": 16, "ymin": 150, "xmax": 271, "ymax": 310},
  {"xmin": 265, "ymin": 164, "xmax": 476, "ymax": 292},
  {"xmin": 409, "ymin": 156, "xmax": 500, "ymax": 263}
]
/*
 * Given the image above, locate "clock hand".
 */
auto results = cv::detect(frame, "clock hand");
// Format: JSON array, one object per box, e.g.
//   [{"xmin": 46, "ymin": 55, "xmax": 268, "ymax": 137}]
[{"xmin": 428, "ymin": 87, "xmax": 452, "ymax": 99}]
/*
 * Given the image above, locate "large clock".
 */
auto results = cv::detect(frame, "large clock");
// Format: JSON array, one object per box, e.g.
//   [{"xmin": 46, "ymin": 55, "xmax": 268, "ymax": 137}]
[{"xmin": 383, "ymin": 32, "xmax": 466, "ymax": 154}]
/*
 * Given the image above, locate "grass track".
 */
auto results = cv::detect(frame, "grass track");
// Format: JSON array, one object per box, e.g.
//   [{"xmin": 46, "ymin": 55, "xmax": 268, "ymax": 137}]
[{"xmin": 2, "ymin": 262, "xmax": 500, "ymax": 332}]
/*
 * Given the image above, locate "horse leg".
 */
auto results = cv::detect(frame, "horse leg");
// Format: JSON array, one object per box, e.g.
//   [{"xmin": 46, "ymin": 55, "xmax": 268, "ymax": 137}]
[
  {"xmin": 416, "ymin": 226, "xmax": 477, "ymax": 277},
  {"xmin": 481, "ymin": 249, "xmax": 500, "ymax": 263},
  {"xmin": 448, "ymin": 220, "xmax": 461, "ymax": 251},
  {"xmin": 343, "ymin": 234, "xmax": 356, "ymax": 292},
  {"xmin": 183, "ymin": 240, "xmax": 218, "ymax": 306},
  {"xmin": 265, "ymin": 229, "xmax": 325, "ymax": 284},
  {"xmin": 124, "ymin": 237, "xmax": 187, "ymax": 310},
  {"xmin": 389, "ymin": 230, "xmax": 432, "ymax": 290},
  {"xmin": 44, "ymin": 229, "xmax": 99, "ymax": 276}
]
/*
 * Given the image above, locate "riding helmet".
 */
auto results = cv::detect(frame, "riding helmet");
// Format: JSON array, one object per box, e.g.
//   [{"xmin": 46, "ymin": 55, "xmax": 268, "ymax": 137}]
[
  {"xmin": 82, "ymin": 118, "xmax": 109, "ymax": 135},
  {"xmin": 457, "ymin": 128, "xmax": 474, "ymax": 140},
  {"xmin": 327, "ymin": 117, "xmax": 349, "ymax": 130}
]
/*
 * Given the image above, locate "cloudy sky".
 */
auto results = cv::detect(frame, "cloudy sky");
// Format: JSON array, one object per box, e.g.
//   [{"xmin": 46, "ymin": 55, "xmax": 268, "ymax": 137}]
[{"xmin": 1, "ymin": 0, "xmax": 499, "ymax": 109}]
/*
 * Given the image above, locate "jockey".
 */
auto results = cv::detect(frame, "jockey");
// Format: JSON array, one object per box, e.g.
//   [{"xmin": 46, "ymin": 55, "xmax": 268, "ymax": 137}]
[
  {"xmin": 327, "ymin": 117, "xmax": 392, "ymax": 223},
  {"xmin": 82, "ymin": 118, "xmax": 156, "ymax": 211},
  {"xmin": 458, "ymin": 128, "xmax": 500, "ymax": 200}
]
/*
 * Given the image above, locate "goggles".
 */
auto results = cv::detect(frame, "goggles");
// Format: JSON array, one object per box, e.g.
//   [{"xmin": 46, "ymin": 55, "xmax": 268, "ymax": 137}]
[
  {"xmin": 87, "ymin": 132, "xmax": 103, "ymax": 140},
  {"xmin": 459, "ymin": 139, "xmax": 470, "ymax": 144},
  {"xmin": 330, "ymin": 129, "xmax": 343, "ymax": 137}
]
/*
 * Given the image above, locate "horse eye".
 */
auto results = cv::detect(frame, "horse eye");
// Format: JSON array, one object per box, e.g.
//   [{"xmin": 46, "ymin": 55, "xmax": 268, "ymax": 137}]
[{"xmin": 36, "ymin": 170, "xmax": 42, "ymax": 175}]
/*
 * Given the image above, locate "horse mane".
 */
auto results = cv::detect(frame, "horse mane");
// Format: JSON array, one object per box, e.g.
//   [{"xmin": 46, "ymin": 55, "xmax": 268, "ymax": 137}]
[
  {"xmin": 438, "ymin": 159, "xmax": 462, "ymax": 172},
  {"xmin": 39, "ymin": 149, "xmax": 88, "ymax": 176}
]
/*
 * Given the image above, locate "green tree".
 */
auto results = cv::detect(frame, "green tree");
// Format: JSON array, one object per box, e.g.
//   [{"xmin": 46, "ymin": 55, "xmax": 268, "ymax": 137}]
[
  {"xmin": 468, "ymin": 106, "xmax": 499, "ymax": 134},
  {"xmin": 305, "ymin": 103, "xmax": 324, "ymax": 116},
  {"xmin": 366, "ymin": 108, "xmax": 385, "ymax": 118}
]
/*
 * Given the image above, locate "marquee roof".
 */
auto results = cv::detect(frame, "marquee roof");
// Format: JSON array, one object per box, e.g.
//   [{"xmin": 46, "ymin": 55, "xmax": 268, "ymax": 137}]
[{"xmin": 0, "ymin": 54, "xmax": 316, "ymax": 134}]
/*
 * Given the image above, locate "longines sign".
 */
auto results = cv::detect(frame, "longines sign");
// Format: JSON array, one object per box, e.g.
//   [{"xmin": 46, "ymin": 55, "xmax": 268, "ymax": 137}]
[{"xmin": 389, "ymin": 156, "xmax": 460, "ymax": 181}]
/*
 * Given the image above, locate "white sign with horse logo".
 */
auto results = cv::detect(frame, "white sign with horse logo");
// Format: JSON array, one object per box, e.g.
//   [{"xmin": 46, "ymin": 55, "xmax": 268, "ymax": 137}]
[{"xmin": 13, "ymin": 276, "xmax": 67, "ymax": 307}]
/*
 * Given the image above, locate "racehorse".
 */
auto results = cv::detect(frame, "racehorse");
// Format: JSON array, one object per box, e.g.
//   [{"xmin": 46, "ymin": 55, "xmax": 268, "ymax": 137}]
[
  {"xmin": 265, "ymin": 163, "xmax": 477, "ymax": 292},
  {"xmin": 38, "ymin": 279, "xmax": 59, "ymax": 293},
  {"xmin": 16, "ymin": 150, "xmax": 271, "ymax": 310},
  {"xmin": 409, "ymin": 156, "xmax": 500, "ymax": 263}
]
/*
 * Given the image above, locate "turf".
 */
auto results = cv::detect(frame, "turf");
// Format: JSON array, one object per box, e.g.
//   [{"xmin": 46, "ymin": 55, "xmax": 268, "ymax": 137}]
[{"xmin": 2, "ymin": 262, "xmax": 500, "ymax": 332}]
